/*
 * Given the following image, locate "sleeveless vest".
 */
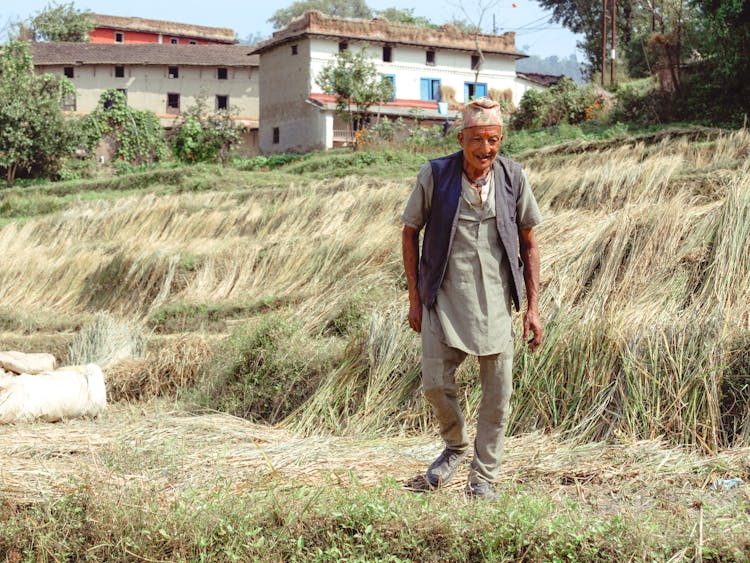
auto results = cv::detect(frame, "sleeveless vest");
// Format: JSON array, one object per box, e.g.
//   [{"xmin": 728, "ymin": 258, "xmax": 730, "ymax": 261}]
[{"xmin": 419, "ymin": 150, "xmax": 525, "ymax": 311}]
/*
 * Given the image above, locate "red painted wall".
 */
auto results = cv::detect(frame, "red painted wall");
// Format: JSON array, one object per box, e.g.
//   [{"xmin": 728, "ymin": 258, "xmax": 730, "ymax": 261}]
[{"xmin": 89, "ymin": 28, "xmax": 227, "ymax": 44}]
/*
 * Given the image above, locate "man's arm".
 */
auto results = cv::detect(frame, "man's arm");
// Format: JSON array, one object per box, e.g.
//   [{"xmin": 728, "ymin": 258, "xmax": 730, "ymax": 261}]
[
  {"xmin": 402, "ymin": 225, "xmax": 422, "ymax": 333},
  {"xmin": 519, "ymin": 227, "xmax": 542, "ymax": 350}
]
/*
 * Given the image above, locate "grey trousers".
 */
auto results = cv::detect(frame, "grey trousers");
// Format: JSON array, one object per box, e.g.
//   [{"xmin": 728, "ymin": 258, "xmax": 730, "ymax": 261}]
[{"xmin": 421, "ymin": 315, "xmax": 513, "ymax": 485}]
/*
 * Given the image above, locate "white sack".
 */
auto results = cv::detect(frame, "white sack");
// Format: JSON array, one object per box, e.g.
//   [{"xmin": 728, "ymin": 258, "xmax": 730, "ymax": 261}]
[
  {"xmin": 0, "ymin": 364, "xmax": 106, "ymax": 423},
  {"xmin": 0, "ymin": 351, "xmax": 56, "ymax": 375}
]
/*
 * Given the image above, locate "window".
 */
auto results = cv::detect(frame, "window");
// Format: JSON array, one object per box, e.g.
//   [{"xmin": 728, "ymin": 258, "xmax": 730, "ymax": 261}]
[
  {"xmin": 115, "ymin": 31, "xmax": 124, "ymax": 43},
  {"xmin": 338, "ymin": 41, "xmax": 348, "ymax": 52},
  {"xmin": 420, "ymin": 78, "xmax": 441, "ymax": 101},
  {"xmin": 382, "ymin": 74, "xmax": 395, "ymax": 101},
  {"xmin": 216, "ymin": 95, "xmax": 229, "ymax": 110},
  {"xmin": 167, "ymin": 93, "xmax": 180, "ymax": 113},
  {"xmin": 115, "ymin": 65, "xmax": 125, "ymax": 78},
  {"xmin": 426, "ymin": 50, "xmax": 435, "ymax": 65},
  {"xmin": 168, "ymin": 66, "xmax": 179, "ymax": 79},
  {"xmin": 464, "ymin": 82, "xmax": 488, "ymax": 101},
  {"xmin": 291, "ymin": 44, "xmax": 298, "ymax": 55},
  {"xmin": 382, "ymin": 46, "xmax": 392, "ymax": 62},
  {"xmin": 272, "ymin": 127, "xmax": 280, "ymax": 144},
  {"xmin": 62, "ymin": 94, "xmax": 76, "ymax": 111},
  {"xmin": 217, "ymin": 67, "xmax": 228, "ymax": 80},
  {"xmin": 471, "ymin": 55, "xmax": 481, "ymax": 70},
  {"xmin": 170, "ymin": 37, "xmax": 178, "ymax": 44},
  {"xmin": 64, "ymin": 66, "xmax": 74, "ymax": 78}
]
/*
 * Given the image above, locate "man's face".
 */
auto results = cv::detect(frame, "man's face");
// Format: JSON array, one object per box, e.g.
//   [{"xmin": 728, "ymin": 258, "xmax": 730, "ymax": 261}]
[{"xmin": 458, "ymin": 125, "xmax": 503, "ymax": 173}]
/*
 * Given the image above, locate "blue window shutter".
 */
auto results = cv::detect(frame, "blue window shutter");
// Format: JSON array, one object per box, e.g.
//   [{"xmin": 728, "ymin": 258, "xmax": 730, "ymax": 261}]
[
  {"xmin": 464, "ymin": 83, "xmax": 470, "ymax": 101},
  {"xmin": 477, "ymin": 83, "xmax": 487, "ymax": 97},
  {"xmin": 420, "ymin": 78, "xmax": 430, "ymax": 100}
]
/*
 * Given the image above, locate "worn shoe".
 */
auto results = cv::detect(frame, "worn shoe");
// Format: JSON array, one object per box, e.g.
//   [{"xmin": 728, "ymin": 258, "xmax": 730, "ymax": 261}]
[
  {"xmin": 425, "ymin": 447, "xmax": 467, "ymax": 488},
  {"xmin": 465, "ymin": 481, "xmax": 500, "ymax": 500}
]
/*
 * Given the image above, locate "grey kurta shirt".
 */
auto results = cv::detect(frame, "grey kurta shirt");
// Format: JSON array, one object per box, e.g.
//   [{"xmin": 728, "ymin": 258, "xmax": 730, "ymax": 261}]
[{"xmin": 402, "ymin": 160, "xmax": 542, "ymax": 356}]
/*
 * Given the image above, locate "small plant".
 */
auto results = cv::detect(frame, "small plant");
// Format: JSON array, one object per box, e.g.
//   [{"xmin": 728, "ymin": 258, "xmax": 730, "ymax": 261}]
[
  {"xmin": 67, "ymin": 311, "xmax": 145, "ymax": 368},
  {"xmin": 170, "ymin": 96, "xmax": 242, "ymax": 164}
]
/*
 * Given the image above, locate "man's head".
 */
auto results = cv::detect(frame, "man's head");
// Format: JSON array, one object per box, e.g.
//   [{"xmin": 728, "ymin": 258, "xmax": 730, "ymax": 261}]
[{"xmin": 457, "ymin": 97, "xmax": 504, "ymax": 175}]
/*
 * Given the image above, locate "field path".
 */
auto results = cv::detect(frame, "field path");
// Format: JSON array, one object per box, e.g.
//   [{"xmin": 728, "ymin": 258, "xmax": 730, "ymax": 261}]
[{"xmin": 2, "ymin": 403, "xmax": 748, "ymax": 513}]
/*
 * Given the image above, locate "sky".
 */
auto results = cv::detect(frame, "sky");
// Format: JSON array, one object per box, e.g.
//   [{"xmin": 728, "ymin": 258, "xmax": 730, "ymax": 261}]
[{"xmin": 0, "ymin": 0, "xmax": 582, "ymax": 59}]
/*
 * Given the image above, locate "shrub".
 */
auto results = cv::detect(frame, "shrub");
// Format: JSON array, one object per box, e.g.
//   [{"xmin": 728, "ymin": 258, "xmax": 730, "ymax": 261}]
[
  {"xmin": 80, "ymin": 89, "xmax": 167, "ymax": 166},
  {"xmin": 171, "ymin": 97, "xmax": 242, "ymax": 164},
  {"xmin": 196, "ymin": 315, "xmax": 335, "ymax": 424},
  {"xmin": 513, "ymin": 78, "xmax": 605, "ymax": 130}
]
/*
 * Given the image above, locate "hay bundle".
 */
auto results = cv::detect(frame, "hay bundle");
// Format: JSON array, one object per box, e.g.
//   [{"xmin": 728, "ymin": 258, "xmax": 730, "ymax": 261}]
[{"xmin": 107, "ymin": 335, "xmax": 213, "ymax": 401}]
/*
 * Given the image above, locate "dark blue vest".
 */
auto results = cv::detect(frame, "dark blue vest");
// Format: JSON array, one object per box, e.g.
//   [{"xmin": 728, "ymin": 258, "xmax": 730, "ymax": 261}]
[{"xmin": 419, "ymin": 150, "xmax": 525, "ymax": 311}]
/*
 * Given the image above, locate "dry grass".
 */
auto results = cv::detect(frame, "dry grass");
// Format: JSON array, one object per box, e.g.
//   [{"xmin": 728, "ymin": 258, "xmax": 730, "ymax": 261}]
[
  {"xmin": 106, "ymin": 334, "xmax": 214, "ymax": 401},
  {"xmin": 0, "ymin": 128, "xmax": 747, "ymax": 449},
  {"xmin": 1, "ymin": 402, "xmax": 748, "ymax": 508}
]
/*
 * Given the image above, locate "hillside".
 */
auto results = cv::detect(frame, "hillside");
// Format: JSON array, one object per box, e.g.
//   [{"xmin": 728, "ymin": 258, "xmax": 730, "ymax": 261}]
[{"xmin": 1, "ymin": 128, "xmax": 749, "ymax": 559}]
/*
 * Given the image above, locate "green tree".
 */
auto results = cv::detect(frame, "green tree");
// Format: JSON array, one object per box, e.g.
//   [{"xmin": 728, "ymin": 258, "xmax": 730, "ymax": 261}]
[
  {"xmin": 374, "ymin": 7, "xmax": 434, "ymax": 27},
  {"xmin": 315, "ymin": 46, "xmax": 395, "ymax": 138},
  {"xmin": 535, "ymin": 0, "xmax": 700, "ymax": 82},
  {"xmin": 681, "ymin": 0, "xmax": 750, "ymax": 124},
  {"xmin": 269, "ymin": 0, "xmax": 372, "ymax": 30},
  {"xmin": 80, "ymin": 90, "xmax": 167, "ymax": 166},
  {"xmin": 171, "ymin": 96, "xmax": 242, "ymax": 164},
  {"xmin": 0, "ymin": 41, "xmax": 78, "ymax": 185},
  {"xmin": 28, "ymin": 1, "xmax": 93, "ymax": 42}
]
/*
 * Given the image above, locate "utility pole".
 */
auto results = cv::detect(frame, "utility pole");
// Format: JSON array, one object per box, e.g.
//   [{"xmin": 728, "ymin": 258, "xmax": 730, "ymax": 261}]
[
  {"xmin": 601, "ymin": 0, "xmax": 607, "ymax": 86},
  {"xmin": 611, "ymin": 0, "xmax": 616, "ymax": 85}
]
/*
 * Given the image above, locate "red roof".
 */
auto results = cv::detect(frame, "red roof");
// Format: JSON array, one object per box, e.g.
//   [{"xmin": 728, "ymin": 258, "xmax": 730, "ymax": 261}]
[{"xmin": 308, "ymin": 92, "xmax": 439, "ymax": 110}]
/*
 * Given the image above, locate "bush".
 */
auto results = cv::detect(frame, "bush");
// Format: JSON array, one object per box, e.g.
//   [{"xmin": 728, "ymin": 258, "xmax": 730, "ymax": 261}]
[
  {"xmin": 171, "ymin": 97, "xmax": 242, "ymax": 164},
  {"xmin": 232, "ymin": 153, "xmax": 306, "ymax": 171},
  {"xmin": 80, "ymin": 89, "xmax": 167, "ymax": 166},
  {"xmin": 513, "ymin": 78, "xmax": 605, "ymax": 130},
  {"xmin": 196, "ymin": 315, "xmax": 335, "ymax": 424}
]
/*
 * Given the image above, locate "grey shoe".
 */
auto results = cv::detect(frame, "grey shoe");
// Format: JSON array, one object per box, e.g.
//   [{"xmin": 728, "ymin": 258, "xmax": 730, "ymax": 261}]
[
  {"xmin": 465, "ymin": 481, "xmax": 499, "ymax": 500},
  {"xmin": 425, "ymin": 447, "xmax": 467, "ymax": 488}
]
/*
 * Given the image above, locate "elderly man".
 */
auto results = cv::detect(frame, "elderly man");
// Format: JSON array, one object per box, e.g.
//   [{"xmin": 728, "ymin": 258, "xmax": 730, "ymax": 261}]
[{"xmin": 401, "ymin": 97, "xmax": 543, "ymax": 499}]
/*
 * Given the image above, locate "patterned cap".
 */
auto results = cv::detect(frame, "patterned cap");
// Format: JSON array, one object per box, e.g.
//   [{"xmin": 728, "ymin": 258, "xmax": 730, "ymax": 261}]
[{"xmin": 461, "ymin": 97, "xmax": 503, "ymax": 129}]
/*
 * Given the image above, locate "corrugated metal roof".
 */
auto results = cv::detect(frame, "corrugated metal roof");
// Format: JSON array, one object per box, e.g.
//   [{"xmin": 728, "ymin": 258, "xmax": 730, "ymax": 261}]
[
  {"xmin": 92, "ymin": 14, "xmax": 236, "ymax": 43},
  {"xmin": 30, "ymin": 43, "xmax": 259, "ymax": 67}
]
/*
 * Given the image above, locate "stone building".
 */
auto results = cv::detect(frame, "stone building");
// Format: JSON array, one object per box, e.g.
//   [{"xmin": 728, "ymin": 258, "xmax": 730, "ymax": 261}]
[
  {"xmin": 89, "ymin": 14, "xmax": 237, "ymax": 45},
  {"xmin": 31, "ymin": 42, "xmax": 259, "ymax": 152},
  {"xmin": 251, "ymin": 11, "xmax": 546, "ymax": 154}
]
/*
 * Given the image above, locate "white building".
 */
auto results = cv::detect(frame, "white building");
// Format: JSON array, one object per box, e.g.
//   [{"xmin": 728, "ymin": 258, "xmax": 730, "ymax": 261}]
[
  {"xmin": 31, "ymin": 42, "xmax": 260, "ymax": 152},
  {"xmin": 251, "ymin": 11, "xmax": 544, "ymax": 154}
]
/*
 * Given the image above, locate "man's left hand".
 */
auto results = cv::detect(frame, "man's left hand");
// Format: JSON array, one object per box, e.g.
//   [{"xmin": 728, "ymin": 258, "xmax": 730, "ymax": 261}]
[{"xmin": 523, "ymin": 309, "xmax": 543, "ymax": 351}]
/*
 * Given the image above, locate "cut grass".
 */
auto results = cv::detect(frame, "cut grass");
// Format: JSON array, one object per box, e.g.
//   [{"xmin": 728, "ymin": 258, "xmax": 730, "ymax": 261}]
[{"xmin": 2, "ymin": 405, "xmax": 750, "ymax": 561}]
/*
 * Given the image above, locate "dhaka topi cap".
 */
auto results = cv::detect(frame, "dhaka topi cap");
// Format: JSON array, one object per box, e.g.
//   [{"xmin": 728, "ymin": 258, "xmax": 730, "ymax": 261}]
[{"xmin": 461, "ymin": 97, "xmax": 503, "ymax": 129}]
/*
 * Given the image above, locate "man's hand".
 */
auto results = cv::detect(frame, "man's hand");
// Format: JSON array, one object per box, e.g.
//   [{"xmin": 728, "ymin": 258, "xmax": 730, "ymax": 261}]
[
  {"xmin": 402, "ymin": 225, "xmax": 422, "ymax": 334},
  {"xmin": 408, "ymin": 301, "xmax": 422, "ymax": 333},
  {"xmin": 519, "ymin": 227, "xmax": 542, "ymax": 351},
  {"xmin": 523, "ymin": 309, "xmax": 543, "ymax": 351}
]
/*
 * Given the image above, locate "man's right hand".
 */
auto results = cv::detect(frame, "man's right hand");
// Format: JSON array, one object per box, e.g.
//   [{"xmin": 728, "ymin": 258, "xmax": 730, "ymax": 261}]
[
  {"xmin": 408, "ymin": 302, "xmax": 422, "ymax": 333},
  {"xmin": 402, "ymin": 225, "xmax": 422, "ymax": 334}
]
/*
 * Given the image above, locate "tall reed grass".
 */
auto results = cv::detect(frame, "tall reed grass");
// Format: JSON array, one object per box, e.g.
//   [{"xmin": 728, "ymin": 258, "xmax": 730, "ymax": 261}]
[{"xmin": 0, "ymin": 128, "xmax": 747, "ymax": 448}]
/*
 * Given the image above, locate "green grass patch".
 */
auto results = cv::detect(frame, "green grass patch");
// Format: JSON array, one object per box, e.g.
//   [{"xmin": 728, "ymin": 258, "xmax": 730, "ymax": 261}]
[
  {"xmin": 193, "ymin": 313, "xmax": 342, "ymax": 424},
  {"xmin": 147, "ymin": 297, "xmax": 287, "ymax": 334},
  {"xmin": 2, "ymin": 477, "xmax": 746, "ymax": 561}
]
